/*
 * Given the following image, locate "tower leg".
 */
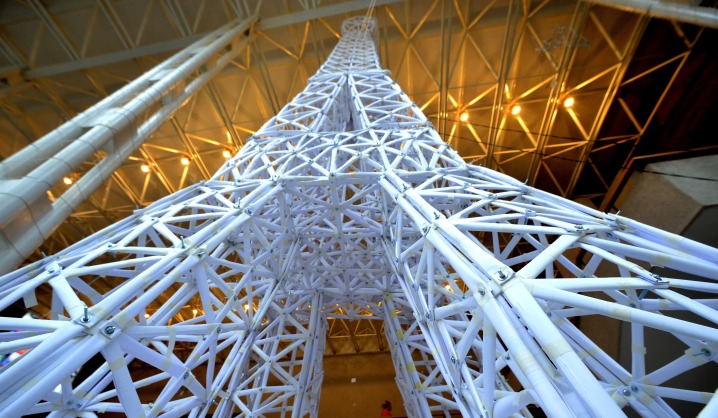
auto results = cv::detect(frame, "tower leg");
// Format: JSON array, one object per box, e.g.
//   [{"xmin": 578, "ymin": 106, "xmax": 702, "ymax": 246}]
[
  {"xmin": 291, "ymin": 292, "xmax": 326, "ymax": 418},
  {"xmin": 382, "ymin": 296, "xmax": 435, "ymax": 418}
]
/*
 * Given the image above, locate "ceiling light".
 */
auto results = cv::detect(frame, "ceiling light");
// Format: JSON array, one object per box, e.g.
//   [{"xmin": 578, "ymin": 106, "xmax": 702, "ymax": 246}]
[
  {"xmin": 63, "ymin": 177, "xmax": 73, "ymax": 185},
  {"xmin": 564, "ymin": 96, "xmax": 575, "ymax": 108},
  {"xmin": 444, "ymin": 283, "xmax": 452, "ymax": 291},
  {"xmin": 192, "ymin": 308, "xmax": 198, "ymax": 316},
  {"xmin": 511, "ymin": 104, "xmax": 521, "ymax": 115},
  {"xmin": 180, "ymin": 156, "xmax": 191, "ymax": 166},
  {"xmin": 243, "ymin": 303, "xmax": 250, "ymax": 312},
  {"xmin": 222, "ymin": 148, "xmax": 233, "ymax": 159},
  {"xmin": 144, "ymin": 313, "xmax": 150, "ymax": 319},
  {"xmin": 140, "ymin": 164, "xmax": 150, "ymax": 173},
  {"xmin": 459, "ymin": 111, "xmax": 469, "ymax": 122}
]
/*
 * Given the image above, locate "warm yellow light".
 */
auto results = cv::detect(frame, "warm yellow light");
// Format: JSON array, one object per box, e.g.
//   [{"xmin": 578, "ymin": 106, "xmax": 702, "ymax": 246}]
[
  {"xmin": 63, "ymin": 177, "xmax": 73, "ymax": 185},
  {"xmin": 511, "ymin": 104, "xmax": 521, "ymax": 115},
  {"xmin": 140, "ymin": 164, "xmax": 150, "ymax": 173},
  {"xmin": 459, "ymin": 111, "xmax": 469, "ymax": 122},
  {"xmin": 144, "ymin": 313, "xmax": 150, "ymax": 319},
  {"xmin": 222, "ymin": 149, "xmax": 233, "ymax": 159},
  {"xmin": 444, "ymin": 283, "xmax": 452, "ymax": 291},
  {"xmin": 243, "ymin": 303, "xmax": 250, "ymax": 312},
  {"xmin": 180, "ymin": 156, "xmax": 191, "ymax": 166},
  {"xmin": 192, "ymin": 308, "xmax": 198, "ymax": 316},
  {"xmin": 564, "ymin": 96, "xmax": 575, "ymax": 108}
]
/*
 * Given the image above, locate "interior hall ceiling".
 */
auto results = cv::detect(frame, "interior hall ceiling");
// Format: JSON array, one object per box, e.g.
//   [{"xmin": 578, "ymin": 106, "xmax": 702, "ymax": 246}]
[{"xmin": 0, "ymin": 0, "xmax": 717, "ymax": 354}]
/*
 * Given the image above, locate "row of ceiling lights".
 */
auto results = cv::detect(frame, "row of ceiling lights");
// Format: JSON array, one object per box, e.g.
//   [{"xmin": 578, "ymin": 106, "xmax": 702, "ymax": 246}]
[
  {"xmin": 134, "ymin": 148, "xmax": 236, "ymax": 174},
  {"xmin": 61, "ymin": 148, "xmax": 237, "ymax": 185},
  {"xmin": 458, "ymin": 96, "xmax": 576, "ymax": 122}
]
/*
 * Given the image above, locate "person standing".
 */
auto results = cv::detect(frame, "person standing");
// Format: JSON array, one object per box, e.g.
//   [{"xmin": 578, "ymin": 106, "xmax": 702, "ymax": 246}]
[{"xmin": 381, "ymin": 400, "xmax": 392, "ymax": 416}]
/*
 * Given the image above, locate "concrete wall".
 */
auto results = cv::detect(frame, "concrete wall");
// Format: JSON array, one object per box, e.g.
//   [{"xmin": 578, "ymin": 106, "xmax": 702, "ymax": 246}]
[
  {"xmin": 319, "ymin": 352, "xmax": 406, "ymax": 418},
  {"xmin": 615, "ymin": 155, "xmax": 718, "ymax": 417}
]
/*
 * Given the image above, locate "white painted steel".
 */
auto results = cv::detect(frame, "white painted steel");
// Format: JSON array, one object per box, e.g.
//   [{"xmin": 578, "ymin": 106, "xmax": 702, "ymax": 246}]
[
  {"xmin": 0, "ymin": 17, "xmax": 256, "ymax": 275},
  {"xmin": 0, "ymin": 15, "xmax": 717, "ymax": 418}
]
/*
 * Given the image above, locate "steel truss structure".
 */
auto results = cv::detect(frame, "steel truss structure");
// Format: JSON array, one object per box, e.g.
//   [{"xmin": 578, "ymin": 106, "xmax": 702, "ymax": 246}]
[{"xmin": 1, "ymin": 15, "xmax": 717, "ymax": 418}]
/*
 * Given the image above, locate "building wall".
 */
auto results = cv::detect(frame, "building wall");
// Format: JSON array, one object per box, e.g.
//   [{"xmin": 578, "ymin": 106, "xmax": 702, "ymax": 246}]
[
  {"xmin": 615, "ymin": 155, "xmax": 718, "ymax": 417},
  {"xmin": 319, "ymin": 352, "xmax": 406, "ymax": 418}
]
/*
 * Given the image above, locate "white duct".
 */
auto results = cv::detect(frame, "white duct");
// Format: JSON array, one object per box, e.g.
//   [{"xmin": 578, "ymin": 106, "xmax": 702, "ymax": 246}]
[
  {"xmin": 0, "ymin": 16, "xmax": 255, "ymax": 274},
  {"xmin": 588, "ymin": 0, "xmax": 718, "ymax": 29}
]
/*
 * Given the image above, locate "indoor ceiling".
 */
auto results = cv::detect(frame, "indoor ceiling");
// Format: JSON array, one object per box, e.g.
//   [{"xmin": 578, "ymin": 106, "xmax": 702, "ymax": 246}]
[{"xmin": 1, "ymin": 0, "xmax": 717, "ymax": 354}]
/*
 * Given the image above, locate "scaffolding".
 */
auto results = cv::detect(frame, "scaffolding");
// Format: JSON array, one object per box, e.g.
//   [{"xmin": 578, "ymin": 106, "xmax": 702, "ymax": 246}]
[{"xmin": 0, "ymin": 15, "xmax": 717, "ymax": 418}]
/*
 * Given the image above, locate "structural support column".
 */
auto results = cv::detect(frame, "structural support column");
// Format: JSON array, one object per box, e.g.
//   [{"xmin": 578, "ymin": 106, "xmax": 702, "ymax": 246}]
[
  {"xmin": 382, "ymin": 296, "xmax": 434, "ymax": 418},
  {"xmin": 292, "ymin": 292, "xmax": 327, "ymax": 418},
  {"xmin": 0, "ymin": 15, "xmax": 256, "ymax": 275},
  {"xmin": 0, "ymin": 14, "xmax": 717, "ymax": 418}
]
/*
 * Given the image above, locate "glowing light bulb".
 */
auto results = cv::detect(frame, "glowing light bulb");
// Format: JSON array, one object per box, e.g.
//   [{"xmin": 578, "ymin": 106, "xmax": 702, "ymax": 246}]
[
  {"xmin": 444, "ymin": 283, "xmax": 452, "ymax": 291},
  {"xmin": 180, "ymin": 156, "xmax": 191, "ymax": 166},
  {"xmin": 144, "ymin": 313, "xmax": 150, "ymax": 319},
  {"xmin": 192, "ymin": 309, "xmax": 198, "ymax": 316},
  {"xmin": 243, "ymin": 303, "xmax": 250, "ymax": 312},
  {"xmin": 222, "ymin": 149, "xmax": 233, "ymax": 159},
  {"xmin": 511, "ymin": 104, "xmax": 521, "ymax": 115},
  {"xmin": 459, "ymin": 111, "xmax": 469, "ymax": 122},
  {"xmin": 564, "ymin": 96, "xmax": 575, "ymax": 108},
  {"xmin": 141, "ymin": 164, "xmax": 150, "ymax": 173},
  {"xmin": 63, "ymin": 177, "xmax": 73, "ymax": 185}
]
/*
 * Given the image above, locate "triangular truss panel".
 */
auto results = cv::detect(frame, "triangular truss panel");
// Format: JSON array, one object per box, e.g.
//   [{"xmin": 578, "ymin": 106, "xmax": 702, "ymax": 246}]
[{"xmin": 1, "ymin": 16, "xmax": 717, "ymax": 418}]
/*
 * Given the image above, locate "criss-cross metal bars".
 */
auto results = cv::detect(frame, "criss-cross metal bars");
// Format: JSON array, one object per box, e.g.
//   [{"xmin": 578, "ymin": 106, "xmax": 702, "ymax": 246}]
[{"xmin": 0, "ymin": 15, "xmax": 717, "ymax": 418}]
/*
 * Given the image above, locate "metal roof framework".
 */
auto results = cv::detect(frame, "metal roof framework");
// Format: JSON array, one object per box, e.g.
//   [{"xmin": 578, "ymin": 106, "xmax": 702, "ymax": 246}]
[
  {"xmin": 0, "ymin": 1, "xmax": 714, "ymax": 262},
  {"xmin": 0, "ymin": 13, "xmax": 717, "ymax": 417}
]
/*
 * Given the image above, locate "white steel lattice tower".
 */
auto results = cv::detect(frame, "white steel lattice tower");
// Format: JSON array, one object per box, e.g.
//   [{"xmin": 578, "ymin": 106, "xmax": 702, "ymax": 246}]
[{"xmin": 1, "ymin": 16, "xmax": 718, "ymax": 418}]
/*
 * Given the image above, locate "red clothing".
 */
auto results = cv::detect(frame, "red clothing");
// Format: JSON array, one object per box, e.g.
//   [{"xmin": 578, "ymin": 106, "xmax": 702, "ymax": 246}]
[{"xmin": 381, "ymin": 410, "xmax": 391, "ymax": 416}]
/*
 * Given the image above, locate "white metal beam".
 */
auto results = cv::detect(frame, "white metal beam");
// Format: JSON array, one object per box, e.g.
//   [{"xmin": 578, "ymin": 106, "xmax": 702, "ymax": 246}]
[
  {"xmin": 0, "ymin": 14, "xmax": 716, "ymax": 418},
  {"xmin": 0, "ymin": 17, "xmax": 256, "ymax": 275}
]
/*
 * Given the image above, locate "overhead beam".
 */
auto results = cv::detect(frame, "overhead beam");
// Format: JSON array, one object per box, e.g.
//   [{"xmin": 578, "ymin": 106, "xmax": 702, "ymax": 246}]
[
  {"xmin": 27, "ymin": 0, "xmax": 80, "ymax": 61},
  {"xmin": 485, "ymin": 0, "xmax": 523, "ymax": 169},
  {"xmin": 24, "ymin": 34, "xmax": 206, "ymax": 79},
  {"xmin": 0, "ymin": 0, "xmax": 95, "ymax": 26},
  {"xmin": 9, "ymin": 0, "xmax": 404, "ymax": 81},
  {"xmin": 0, "ymin": 33, "xmax": 25, "ymax": 68},
  {"xmin": 257, "ymin": 0, "xmax": 405, "ymax": 29},
  {"xmin": 96, "ymin": 0, "xmax": 137, "ymax": 50},
  {"xmin": 564, "ymin": 13, "xmax": 650, "ymax": 198},
  {"xmin": 526, "ymin": 2, "xmax": 590, "ymax": 189},
  {"xmin": 587, "ymin": 0, "xmax": 718, "ymax": 29}
]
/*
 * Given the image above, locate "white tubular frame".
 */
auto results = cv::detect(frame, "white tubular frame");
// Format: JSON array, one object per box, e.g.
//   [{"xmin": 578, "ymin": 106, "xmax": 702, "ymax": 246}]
[
  {"xmin": 0, "ymin": 16, "xmax": 256, "ymax": 275},
  {"xmin": 0, "ymin": 15, "xmax": 717, "ymax": 418}
]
